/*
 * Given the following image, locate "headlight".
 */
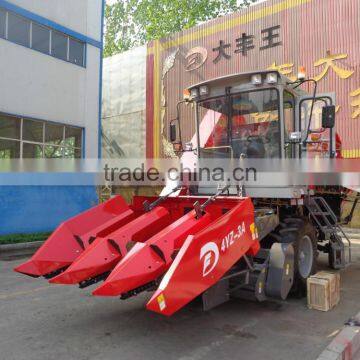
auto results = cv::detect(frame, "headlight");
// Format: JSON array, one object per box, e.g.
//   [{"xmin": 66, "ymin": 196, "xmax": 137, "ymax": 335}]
[
  {"xmin": 265, "ymin": 72, "xmax": 278, "ymax": 84},
  {"xmin": 190, "ymin": 88, "xmax": 199, "ymax": 99},
  {"xmin": 289, "ymin": 131, "xmax": 302, "ymax": 142},
  {"xmin": 251, "ymin": 74, "xmax": 262, "ymax": 85},
  {"xmin": 199, "ymin": 86, "xmax": 209, "ymax": 96}
]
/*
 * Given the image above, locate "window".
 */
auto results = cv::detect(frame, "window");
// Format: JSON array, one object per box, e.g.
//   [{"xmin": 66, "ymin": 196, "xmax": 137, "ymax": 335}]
[
  {"xmin": 0, "ymin": 8, "xmax": 6, "ymax": 38},
  {"xmin": 32, "ymin": 22, "xmax": 50, "ymax": 54},
  {"xmin": 0, "ymin": 7, "xmax": 85, "ymax": 67},
  {"xmin": 23, "ymin": 143, "xmax": 43, "ymax": 158},
  {"xmin": 300, "ymin": 98, "xmax": 329, "ymax": 131},
  {"xmin": 51, "ymin": 30, "xmax": 68, "ymax": 61},
  {"xmin": 283, "ymin": 91, "xmax": 295, "ymax": 138},
  {"xmin": 23, "ymin": 119, "xmax": 43, "ymax": 142},
  {"xmin": 0, "ymin": 114, "xmax": 83, "ymax": 159},
  {"xmin": 64, "ymin": 148, "xmax": 81, "ymax": 158},
  {"xmin": 44, "ymin": 145, "xmax": 64, "ymax": 158},
  {"xmin": 69, "ymin": 37, "xmax": 84, "ymax": 66},
  {"xmin": 45, "ymin": 123, "xmax": 64, "ymax": 145},
  {"xmin": 0, "ymin": 115, "xmax": 21, "ymax": 139},
  {"xmin": 200, "ymin": 89, "xmax": 280, "ymax": 158},
  {"xmin": 7, "ymin": 12, "xmax": 30, "ymax": 47},
  {"xmin": 283, "ymin": 91, "xmax": 296, "ymax": 158},
  {"xmin": 65, "ymin": 126, "xmax": 82, "ymax": 148},
  {"xmin": 0, "ymin": 139, "xmax": 20, "ymax": 158}
]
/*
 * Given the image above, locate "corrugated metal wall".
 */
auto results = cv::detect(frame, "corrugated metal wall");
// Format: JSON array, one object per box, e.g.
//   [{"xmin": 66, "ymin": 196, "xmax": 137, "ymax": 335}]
[
  {"xmin": 146, "ymin": 0, "xmax": 360, "ymax": 158},
  {"xmin": 102, "ymin": 46, "xmax": 147, "ymax": 158}
]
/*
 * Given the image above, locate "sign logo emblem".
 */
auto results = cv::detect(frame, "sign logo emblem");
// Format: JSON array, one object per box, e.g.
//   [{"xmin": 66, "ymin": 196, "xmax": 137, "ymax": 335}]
[
  {"xmin": 200, "ymin": 242, "xmax": 219, "ymax": 277},
  {"xmin": 185, "ymin": 46, "xmax": 208, "ymax": 71}
]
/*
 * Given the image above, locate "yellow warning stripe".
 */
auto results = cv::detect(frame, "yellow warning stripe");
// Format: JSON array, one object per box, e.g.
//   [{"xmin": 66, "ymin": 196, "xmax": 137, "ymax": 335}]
[
  {"xmin": 147, "ymin": 0, "xmax": 312, "ymax": 54},
  {"xmin": 153, "ymin": 40, "xmax": 161, "ymax": 158},
  {"xmin": 341, "ymin": 149, "xmax": 360, "ymax": 158}
]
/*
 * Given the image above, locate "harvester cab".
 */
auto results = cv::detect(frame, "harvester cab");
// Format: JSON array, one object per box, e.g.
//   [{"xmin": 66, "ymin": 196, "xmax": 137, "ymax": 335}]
[
  {"xmin": 15, "ymin": 70, "xmax": 350, "ymax": 317},
  {"xmin": 171, "ymin": 70, "xmax": 337, "ymax": 161}
]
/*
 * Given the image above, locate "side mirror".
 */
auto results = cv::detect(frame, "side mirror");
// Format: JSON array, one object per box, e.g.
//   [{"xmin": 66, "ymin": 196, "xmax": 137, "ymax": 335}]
[
  {"xmin": 169, "ymin": 123, "xmax": 177, "ymax": 142},
  {"xmin": 322, "ymin": 105, "xmax": 336, "ymax": 129}
]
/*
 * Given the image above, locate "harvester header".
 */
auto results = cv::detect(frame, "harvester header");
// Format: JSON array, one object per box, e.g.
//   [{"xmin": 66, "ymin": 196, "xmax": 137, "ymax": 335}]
[{"xmin": 16, "ymin": 193, "xmax": 264, "ymax": 315}]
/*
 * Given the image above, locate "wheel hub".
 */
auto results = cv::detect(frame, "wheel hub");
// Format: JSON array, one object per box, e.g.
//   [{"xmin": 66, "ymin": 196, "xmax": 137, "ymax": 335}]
[{"xmin": 298, "ymin": 235, "xmax": 313, "ymax": 279}]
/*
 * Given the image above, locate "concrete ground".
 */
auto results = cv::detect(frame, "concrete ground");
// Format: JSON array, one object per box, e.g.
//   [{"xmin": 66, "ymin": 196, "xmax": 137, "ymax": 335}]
[{"xmin": 1, "ymin": 245, "xmax": 359, "ymax": 360}]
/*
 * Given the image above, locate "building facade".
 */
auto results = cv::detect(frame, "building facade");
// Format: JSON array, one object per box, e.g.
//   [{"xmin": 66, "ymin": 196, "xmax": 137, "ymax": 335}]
[
  {"xmin": 145, "ymin": 0, "xmax": 360, "ymax": 159},
  {"xmin": 0, "ymin": 0, "xmax": 103, "ymax": 159},
  {"xmin": 0, "ymin": 0, "xmax": 104, "ymax": 234}
]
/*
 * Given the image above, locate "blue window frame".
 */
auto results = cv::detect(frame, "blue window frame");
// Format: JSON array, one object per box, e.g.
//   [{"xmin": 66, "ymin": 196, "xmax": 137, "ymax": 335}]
[
  {"xmin": 31, "ymin": 22, "xmax": 50, "ymax": 54},
  {"xmin": 0, "ymin": 113, "xmax": 84, "ymax": 159},
  {"xmin": 0, "ymin": 6, "xmax": 86, "ymax": 67},
  {"xmin": 69, "ymin": 37, "xmax": 85, "ymax": 66},
  {"xmin": 0, "ymin": 8, "xmax": 5, "ymax": 38},
  {"xmin": 7, "ymin": 11, "xmax": 30, "ymax": 47}
]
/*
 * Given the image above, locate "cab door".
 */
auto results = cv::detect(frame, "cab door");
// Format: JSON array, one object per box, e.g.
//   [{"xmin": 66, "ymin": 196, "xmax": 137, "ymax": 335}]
[{"xmin": 297, "ymin": 93, "xmax": 336, "ymax": 158}]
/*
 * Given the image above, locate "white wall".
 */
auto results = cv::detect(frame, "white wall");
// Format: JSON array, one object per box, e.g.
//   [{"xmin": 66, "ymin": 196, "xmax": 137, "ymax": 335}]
[{"xmin": 0, "ymin": 0, "xmax": 102, "ymax": 158}]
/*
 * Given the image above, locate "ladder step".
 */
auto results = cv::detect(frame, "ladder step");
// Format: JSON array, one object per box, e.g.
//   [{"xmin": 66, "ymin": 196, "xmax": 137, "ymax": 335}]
[{"xmin": 311, "ymin": 212, "xmax": 332, "ymax": 216}]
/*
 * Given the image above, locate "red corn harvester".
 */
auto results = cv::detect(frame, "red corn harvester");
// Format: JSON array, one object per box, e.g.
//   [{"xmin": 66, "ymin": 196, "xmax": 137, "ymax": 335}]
[{"xmin": 15, "ymin": 71, "xmax": 351, "ymax": 316}]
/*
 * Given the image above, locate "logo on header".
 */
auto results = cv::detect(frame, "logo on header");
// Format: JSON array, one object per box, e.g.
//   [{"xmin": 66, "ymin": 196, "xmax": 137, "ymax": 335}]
[{"xmin": 200, "ymin": 242, "xmax": 219, "ymax": 277}]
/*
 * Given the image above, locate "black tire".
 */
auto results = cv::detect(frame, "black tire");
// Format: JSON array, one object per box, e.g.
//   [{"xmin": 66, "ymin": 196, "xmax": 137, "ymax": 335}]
[{"xmin": 264, "ymin": 217, "xmax": 318, "ymax": 296}]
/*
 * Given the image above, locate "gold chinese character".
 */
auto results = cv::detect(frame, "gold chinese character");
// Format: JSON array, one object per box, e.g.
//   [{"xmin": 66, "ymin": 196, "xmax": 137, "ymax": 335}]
[
  {"xmin": 267, "ymin": 62, "xmax": 296, "ymax": 81},
  {"xmin": 350, "ymin": 88, "xmax": 360, "ymax": 119},
  {"xmin": 313, "ymin": 51, "xmax": 354, "ymax": 82},
  {"xmin": 251, "ymin": 112, "xmax": 270, "ymax": 123},
  {"xmin": 250, "ymin": 111, "xmax": 278, "ymax": 123}
]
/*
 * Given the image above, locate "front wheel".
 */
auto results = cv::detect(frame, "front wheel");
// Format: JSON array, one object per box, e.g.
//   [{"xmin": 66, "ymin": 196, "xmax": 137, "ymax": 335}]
[{"xmin": 269, "ymin": 217, "xmax": 318, "ymax": 295}]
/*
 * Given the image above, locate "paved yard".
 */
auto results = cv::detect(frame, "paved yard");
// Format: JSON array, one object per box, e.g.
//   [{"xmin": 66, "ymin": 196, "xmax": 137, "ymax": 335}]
[{"xmin": 1, "ymin": 246, "xmax": 360, "ymax": 360}]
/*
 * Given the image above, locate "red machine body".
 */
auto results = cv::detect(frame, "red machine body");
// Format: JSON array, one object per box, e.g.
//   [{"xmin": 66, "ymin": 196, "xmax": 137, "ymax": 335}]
[
  {"xmin": 14, "ymin": 196, "xmax": 134, "ymax": 277},
  {"xmin": 147, "ymin": 198, "xmax": 258, "ymax": 316},
  {"xmin": 15, "ymin": 194, "xmax": 259, "ymax": 316},
  {"xmin": 49, "ymin": 206, "xmax": 171, "ymax": 285}
]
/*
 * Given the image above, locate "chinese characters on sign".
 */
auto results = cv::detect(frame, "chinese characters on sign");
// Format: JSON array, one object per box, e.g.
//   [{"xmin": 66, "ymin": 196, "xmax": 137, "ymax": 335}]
[
  {"xmin": 212, "ymin": 25, "xmax": 282, "ymax": 63},
  {"xmin": 186, "ymin": 30, "xmax": 359, "ymax": 120},
  {"xmin": 313, "ymin": 51, "xmax": 354, "ymax": 82},
  {"xmin": 350, "ymin": 88, "xmax": 360, "ymax": 119},
  {"xmin": 212, "ymin": 40, "xmax": 231, "ymax": 63},
  {"xmin": 260, "ymin": 25, "xmax": 282, "ymax": 50},
  {"xmin": 234, "ymin": 33, "xmax": 255, "ymax": 56},
  {"xmin": 264, "ymin": 53, "xmax": 358, "ymax": 119},
  {"xmin": 266, "ymin": 52, "xmax": 354, "ymax": 83}
]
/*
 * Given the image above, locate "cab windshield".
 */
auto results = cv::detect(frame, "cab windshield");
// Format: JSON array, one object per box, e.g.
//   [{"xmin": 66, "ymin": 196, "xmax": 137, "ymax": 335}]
[{"xmin": 199, "ymin": 89, "xmax": 280, "ymax": 158}]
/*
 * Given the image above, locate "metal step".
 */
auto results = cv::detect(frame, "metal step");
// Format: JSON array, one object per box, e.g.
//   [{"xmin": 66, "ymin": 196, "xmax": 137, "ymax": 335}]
[
  {"xmin": 310, "ymin": 211, "xmax": 332, "ymax": 216},
  {"xmin": 305, "ymin": 196, "xmax": 352, "ymax": 268}
]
